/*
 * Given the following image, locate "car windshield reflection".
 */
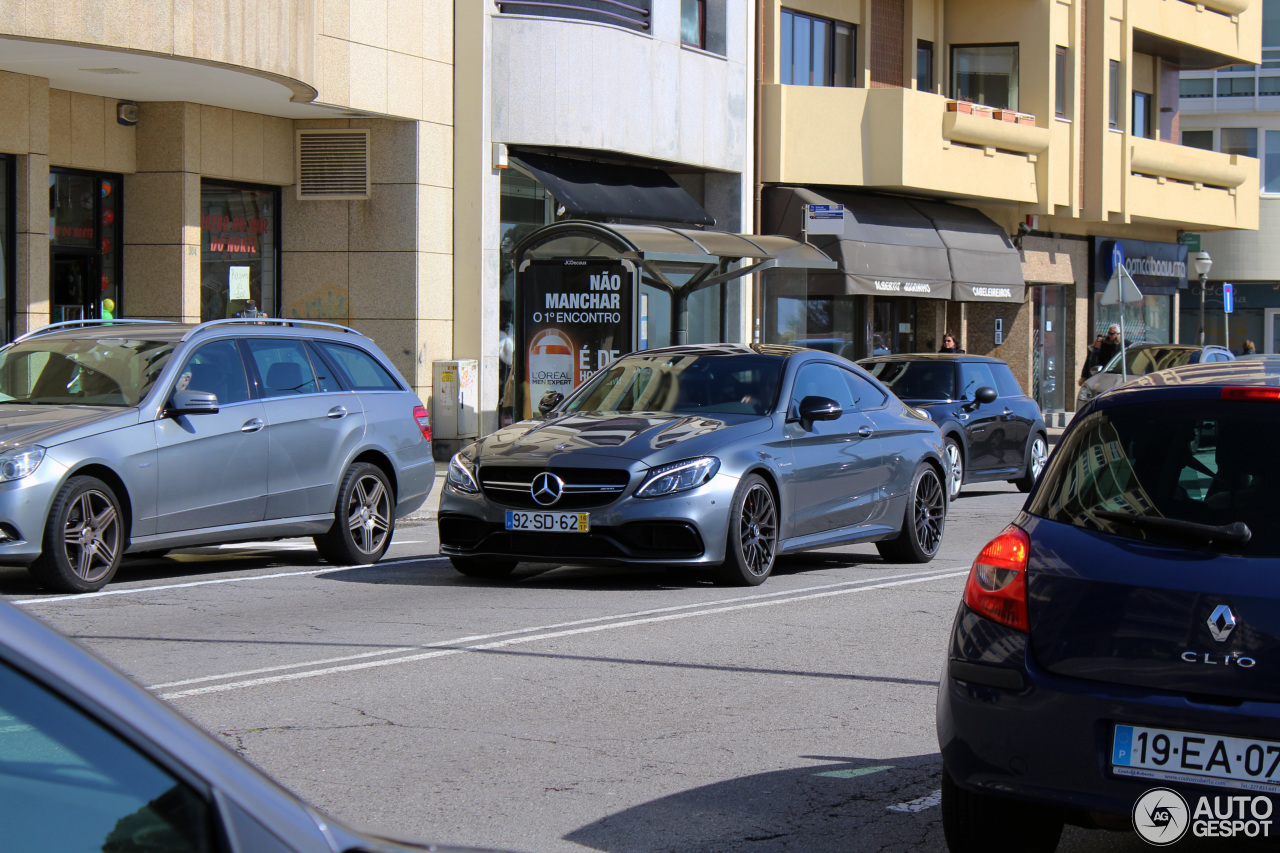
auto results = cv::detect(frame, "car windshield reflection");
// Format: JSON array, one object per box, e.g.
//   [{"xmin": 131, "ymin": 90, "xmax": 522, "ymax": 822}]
[
  {"xmin": 562, "ymin": 354, "xmax": 783, "ymax": 416},
  {"xmin": 0, "ymin": 339, "xmax": 175, "ymax": 407}
]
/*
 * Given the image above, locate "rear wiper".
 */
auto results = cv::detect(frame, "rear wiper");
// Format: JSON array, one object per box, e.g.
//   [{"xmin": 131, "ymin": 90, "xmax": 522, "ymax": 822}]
[{"xmin": 1094, "ymin": 510, "xmax": 1252, "ymax": 548}]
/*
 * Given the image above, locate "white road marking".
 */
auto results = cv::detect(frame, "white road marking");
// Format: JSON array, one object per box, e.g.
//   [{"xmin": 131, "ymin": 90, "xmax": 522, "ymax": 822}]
[
  {"xmin": 156, "ymin": 569, "xmax": 967, "ymax": 700},
  {"xmin": 888, "ymin": 790, "xmax": 942, "ymax": 813}
]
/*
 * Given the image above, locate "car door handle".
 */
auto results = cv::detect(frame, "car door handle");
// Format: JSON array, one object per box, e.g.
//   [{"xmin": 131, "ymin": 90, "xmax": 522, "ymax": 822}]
[
  {"xmin": 857, "ymin": 425, "xmax": 874, "ymax": 437},
  {"xmin": 327, "ymin": 406, "xmax": 348, "ymax": 419},
  {"xmin": 241, "ymin": 418, "xmax": 265, "ymax": 433}
]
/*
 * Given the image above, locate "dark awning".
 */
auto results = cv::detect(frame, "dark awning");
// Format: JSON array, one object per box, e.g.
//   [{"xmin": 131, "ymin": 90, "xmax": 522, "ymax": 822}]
[
  {"xmin": 511, "ymin": 151, "xmax": 715, "ymax": 227},
  {"xmin": 762, "ymin": 187, "xmax": 1026, "ymax": 303}
]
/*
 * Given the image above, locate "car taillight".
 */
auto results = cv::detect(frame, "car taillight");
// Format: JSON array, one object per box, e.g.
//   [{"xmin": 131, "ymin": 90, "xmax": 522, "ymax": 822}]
[
  {"xmin": 413, "ymin": 405, "xmax": 432, "ymax": 442},
  {"xmin": 963, "ymin": 525, "xmax": 1030, "ymax": 632},
  {"xmin": 1221, "ymin": 387, "xmax": 1280, "ymax": 401}
]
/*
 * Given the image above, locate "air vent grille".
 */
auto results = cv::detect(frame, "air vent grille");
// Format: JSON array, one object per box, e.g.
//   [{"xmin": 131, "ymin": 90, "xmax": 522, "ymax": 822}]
[{"xmin": 296, "ymin": 130, "xmax": 370, "ymax": 200}]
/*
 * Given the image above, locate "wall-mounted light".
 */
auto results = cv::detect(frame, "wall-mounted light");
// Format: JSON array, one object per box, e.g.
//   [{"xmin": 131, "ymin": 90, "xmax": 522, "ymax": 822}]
[{"xmin": 116, "ymin": 102, "xmax": 138, "ymax": 127}]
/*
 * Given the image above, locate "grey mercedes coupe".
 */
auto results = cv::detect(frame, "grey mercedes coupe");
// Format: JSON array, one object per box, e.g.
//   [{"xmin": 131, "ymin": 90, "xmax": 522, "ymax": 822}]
[{"xmin": 439, "ymin": 344, "xmax": 948, "ymax": 585}]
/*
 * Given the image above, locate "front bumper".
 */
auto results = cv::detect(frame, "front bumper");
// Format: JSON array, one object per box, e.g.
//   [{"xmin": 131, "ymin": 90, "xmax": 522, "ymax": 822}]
[
  {"xmin": 437, "ymin": 472, "xmax": 738, "ymax": 566},
  {"xmin": 938, "ymin": 604, "xmax": 1280, "ymax": 818}
]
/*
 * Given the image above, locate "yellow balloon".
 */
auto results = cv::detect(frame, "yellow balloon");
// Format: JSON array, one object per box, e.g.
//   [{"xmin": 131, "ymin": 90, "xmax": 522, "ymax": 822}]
[{"xmin": 102, "ymin": 298, "xmax": 115, "ymax": 312}]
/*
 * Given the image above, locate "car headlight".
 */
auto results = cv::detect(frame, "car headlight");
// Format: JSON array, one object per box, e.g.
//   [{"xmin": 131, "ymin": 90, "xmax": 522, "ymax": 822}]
[
  {"xmin": 446, "ymin": 452, "xmax": 480, "ymax": 494},
  {"xmin": 916, "ymin": 407, "xmax": 932, "ymax": 420},
  {"xmin": 0, "ymin": 446, "xmax": 44, "ymax": 482},
  {"xmin": 1078, "ymin": 385, "xmax": 1096, "ymax": 402},
  {"xmin": 636, "ymin": 457, "xmax": 720, "ymax": 498}
]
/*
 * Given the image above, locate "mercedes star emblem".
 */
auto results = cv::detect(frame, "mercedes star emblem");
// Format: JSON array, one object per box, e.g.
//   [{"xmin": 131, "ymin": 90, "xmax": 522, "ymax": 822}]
[
  {"xmin": 1207, "ymin": 604, "xmax": 1237, "ymax": 643},
  {"xmin": 531, "ymin": 472, "xmax": 565, "ymax": 506}
]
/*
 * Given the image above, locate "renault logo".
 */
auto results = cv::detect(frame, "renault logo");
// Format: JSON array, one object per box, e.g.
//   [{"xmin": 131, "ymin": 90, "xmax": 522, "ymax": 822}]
[
  {"xmin": 531, "ymin": 472, "xmax": 564, "ymax": 506},
  {"xmin": 1207, "ymin": 604, "xmax": 1237, "ymax": 643}
]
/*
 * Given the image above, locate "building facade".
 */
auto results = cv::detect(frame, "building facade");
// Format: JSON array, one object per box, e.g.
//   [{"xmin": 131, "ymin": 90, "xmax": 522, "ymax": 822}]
[
  {"xmin": 0, "ymin": 2, "xmax": 454, "ymax": 402},
  {"xmin": 758, "ymin": 0, "xmax": 1260, "ymax": 413},
  {"xmin": 1179, "ymin": 0, "xmax": 1280, "ymax": 352}
]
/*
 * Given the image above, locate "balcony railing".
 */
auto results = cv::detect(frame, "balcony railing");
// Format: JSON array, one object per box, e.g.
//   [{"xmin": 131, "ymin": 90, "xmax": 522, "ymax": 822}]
[
  {"xmin": 943, "ymin": 102, "xmax": 1050, "ymax": 155},
  {"xmin": 1130, "ymin": 137, "xmax": 1249, "ymax": 188},
  {"xmin": 495, "ymin": 0, "xmax": 650, "ymax": 31}
]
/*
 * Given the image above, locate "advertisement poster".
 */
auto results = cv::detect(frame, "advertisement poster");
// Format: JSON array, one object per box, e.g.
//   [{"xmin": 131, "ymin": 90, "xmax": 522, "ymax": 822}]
[{"xmin": 518, "ymin": 259, "xmax": 635, "ymax": 419}]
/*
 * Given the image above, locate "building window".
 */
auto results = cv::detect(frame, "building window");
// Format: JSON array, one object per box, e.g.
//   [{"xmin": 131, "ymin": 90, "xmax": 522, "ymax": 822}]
[
  {"xmin": 1132, "ymin": 91, "xmax": 1153, "ymax": 138},
  {"xmin": 1219, "ymin": 76, "xmax": 1257, "ymax": 96},
  {"xmin": 681, "ymin": 0, "xmax": 705, "ymax": 48},
  {"xmin": 200, "ymin": 181, "xmax": 280, "ymax": 322},
  {"xmin": 1180, "ymin": 77, "xmax": 1214, "ymax": 98},
  {"xmin": 49, "ymin": 169, "xmax": 123, "ymax": 325},
  {"xmin": 1108, "ymin": 60, "xmax": 1123, "ymax": 129},
  {"xmin": 781, "ymin": 9, "xmax": 856, "ymax": 87},
  {"xmin": 917, "ymin": 40, "xmax": 934, "ymax": 91},
  {"xmin": 1262, "ymin": 76, "xmax": 1280, "ymax": 95},
  {"xmin": 1220, "ymin": 127, "xmax": 1258, "ymax": 158},
  {"xmin": 951, "ymin": 44, "xmax": 1019, "ymax": 110},
  {"xmin": 1266, "ymin": 131, "xmax": 1280, "ymax": 193},
  {"xmin": 1182, "ymin": 129, "xmax": 1214, "ymax": 150},
  {"xmin": 1055, "ymin": 46, "xmax": 1068, "ymax": 117},
  {"xmin": 493, "ymin": 0, "xmax": 650, "ymax": 33}
]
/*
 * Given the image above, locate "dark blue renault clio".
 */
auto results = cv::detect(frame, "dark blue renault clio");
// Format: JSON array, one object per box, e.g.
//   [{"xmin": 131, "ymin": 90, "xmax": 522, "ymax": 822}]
[{"xmin": 937, "ymin": 358, "xmax": 1280, "ymax": 851}]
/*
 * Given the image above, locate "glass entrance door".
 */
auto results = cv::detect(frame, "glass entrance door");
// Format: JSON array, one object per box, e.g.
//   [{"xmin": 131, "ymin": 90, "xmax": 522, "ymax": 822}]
[
  {"xmin": 49, "ymin": 169, "xmax": 121, "ymax": 323},
  {"xmin": 1032, "ymin": 285, "xmax": 1067, "ymax": 411},
  {"xmin": 51, "ymin": 252, "xmax": 97, "ymax": 322}
]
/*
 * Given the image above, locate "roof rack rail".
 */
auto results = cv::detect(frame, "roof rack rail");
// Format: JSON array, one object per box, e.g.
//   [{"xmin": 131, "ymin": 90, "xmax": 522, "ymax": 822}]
[
  {"xmin": 13, "ymin": 319, "xmax": 177, "ymax": 344},
  {"xmin": 181, "ymin": 317, "xmax": 366, "ymax": 342}
]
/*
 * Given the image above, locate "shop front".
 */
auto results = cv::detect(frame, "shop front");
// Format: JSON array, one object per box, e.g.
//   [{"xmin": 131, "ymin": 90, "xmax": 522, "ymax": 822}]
[
  {"xmin": 1090, "ymin": 237, "xmax": 1187, "ymax": 344},
  {"xmin": 49, "ymin": 168, "xmax": 122, "ymax": 324},
  {"xmin": 200, "ymin": 181, "xmax": 280, "ymax": 321},
  {"xmin": 1182, "ymin": 280, "xmax": 1280, "ymax": 353}
]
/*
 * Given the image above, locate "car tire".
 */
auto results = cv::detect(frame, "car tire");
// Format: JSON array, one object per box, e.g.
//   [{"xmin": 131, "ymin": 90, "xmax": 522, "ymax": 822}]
[
  {"xmin": 941, "ymin": 769, "xmax": 1063, "ymax": 853},
  {"xmin": 876, "ymin": 464, "xmax": 945, "ymax": 564},
  {"xmin": 1015, "ymin": 432, "xmax": 1049, "ymax": 493},
  {"xmin": 944, "ymin": 437, "xmax": 964, "ymax": 500},
  {"xmin": 716, "ymin": 473, "xmax": 778, "ymax": 586},
  {"xmin": 450, "ymin": 556, "xmax": 518, "ymax": 579},
  {"xmin": 30, "ymin": 476, "xmax": 124, "ymax": 594},
  {"xmin": 314, "ymin": 463, "xmax": 395, "ymax": 566}
]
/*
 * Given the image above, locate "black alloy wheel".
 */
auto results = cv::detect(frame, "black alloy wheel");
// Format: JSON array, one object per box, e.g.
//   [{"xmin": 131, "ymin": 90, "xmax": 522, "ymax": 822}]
[
  {"xmin": 31, "ymin": 476, "xmax": 124, "ymax": 593},
  {"xmin": 717, "ymin": 473, "xmax": 778, "ymax": 586},
  {"xmin": 877, "ymin": 464, "xmax": 945, "ymax": 563},
  {"xmin": 315, "ymin": 463, "xmax": 395, "ymax": 565}
]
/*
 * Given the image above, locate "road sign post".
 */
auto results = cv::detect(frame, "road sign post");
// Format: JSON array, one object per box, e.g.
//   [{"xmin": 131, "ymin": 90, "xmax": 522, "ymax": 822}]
[
  {"xmin": 1223, "ymin": 282, "xmax": 1234, "ymax": 353},
  {"xmin": 1100, "ymin": 261, "xmax": 1144, "ymax": 381}
]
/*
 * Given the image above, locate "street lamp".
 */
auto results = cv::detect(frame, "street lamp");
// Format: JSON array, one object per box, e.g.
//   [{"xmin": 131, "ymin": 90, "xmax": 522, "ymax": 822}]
[{"xmin": 1194, "ymin": 250, "xmax": 1213, "ymax": 346}]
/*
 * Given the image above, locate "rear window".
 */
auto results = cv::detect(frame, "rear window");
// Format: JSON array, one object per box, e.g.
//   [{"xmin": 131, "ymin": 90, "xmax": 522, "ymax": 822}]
[
  {"xmin": 1029, "ymin": 400, "xmax": 1280, "ymax": 556},
  {"xmin": 316, "ymin": 342, "xmax": 402, "ymax": 391},
  {"xmin": 861, "ymin": 360, "xmax": 955, "ymax": 401}
]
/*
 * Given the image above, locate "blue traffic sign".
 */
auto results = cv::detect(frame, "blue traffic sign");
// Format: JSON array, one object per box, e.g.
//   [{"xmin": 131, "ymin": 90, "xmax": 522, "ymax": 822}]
[{"xmin": 1224, "ymin": 282, "xmax": 1234, "ymax": 314}]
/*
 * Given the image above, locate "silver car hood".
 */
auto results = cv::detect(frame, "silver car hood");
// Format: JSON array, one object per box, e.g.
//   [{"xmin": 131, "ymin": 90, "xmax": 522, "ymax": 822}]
[
  {"xmin": 471, "ymin": 411, "xmax": 772, "ymax": 464},
  {"xmin": 0, "ymin": 404, "xmax": 140, "ymax": 448}
]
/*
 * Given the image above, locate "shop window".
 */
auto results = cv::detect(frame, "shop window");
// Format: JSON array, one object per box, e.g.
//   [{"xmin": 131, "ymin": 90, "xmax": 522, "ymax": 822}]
[
  {"xmin": 1108, "ymin": 60, "xmax": 1122, "ymax": 129},
  {"xmin": 951, "ymin": 44, "xmax": 1019, "ymax": 110},
  {"xmin": 49, "ymin": 169, "xmax": 122, "ymax": 325},
  {"xmin": 1055, "ymin": 47, "xmax": 1069, "ymax": 117},
  {"xmin": 1182, "ymin": 129, "xmax": 1214, "ymax": 150},
  {"xmin": 1132, "ymin": 91, "xmax": 1153, "ymax": 139},
  {"xmin": 1180, "ymin": 77, "xmax": 1214, "ymax": 98},
  {"xmin": 200, "ymin": 181, "xmax": 279, "ymax": 322},
  {"xmin": 1219, "ymin": 76, "xmax": 1256, "ymax": 97},
  {"xmin": 1221, "ymin": 127, "xmax": 1258, "ymax": 158},
  {"xmin": 781, "ymin": 9, "xmax": 856, "ymax": 87},
  {"xmin": 1266, "ymin": 131, "xmax": 1280, "ymax": 193},
  {"xmin": 916, "ymin": 41, "xmax": 934, "ymax": 92}
]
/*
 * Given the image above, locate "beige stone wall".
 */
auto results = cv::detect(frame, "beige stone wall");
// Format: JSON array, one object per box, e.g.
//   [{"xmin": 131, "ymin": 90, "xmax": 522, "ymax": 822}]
[{"xmin": 0, "ymin": 71, "xmax": 52, "ymax": 335}]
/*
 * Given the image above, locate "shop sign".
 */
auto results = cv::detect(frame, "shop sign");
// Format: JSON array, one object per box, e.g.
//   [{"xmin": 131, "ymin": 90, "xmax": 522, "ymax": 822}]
[
  {"xmin": 846, "ymin": 275, "xmax": 952, "ymax": 299},
  {"xmin": 518, "ymin": 259, "xmax": 635, "ymax": 419},
  {"xmin": 202, "ymin": 214, "xmax": 270, "ymax": 255},
  {"xmin": 1093, "ymin": 238, "xmax": 1188, "ymax": 295}
]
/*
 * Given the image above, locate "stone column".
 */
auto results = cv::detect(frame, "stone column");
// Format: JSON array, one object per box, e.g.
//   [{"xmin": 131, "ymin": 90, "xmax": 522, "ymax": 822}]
[{"xmin": 7, "ymin": 74, "xmax": 51, "ymax": 336}]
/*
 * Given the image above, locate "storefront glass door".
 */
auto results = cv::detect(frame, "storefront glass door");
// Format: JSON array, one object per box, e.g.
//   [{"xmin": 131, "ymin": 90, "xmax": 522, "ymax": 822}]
[
  {"xmin": 1031, "ymin": 285, "xmax": 1066, "ymax": 411},
  {"xmin": 49, "ymin": 169, "xmax": 121, "ymax": 323}
]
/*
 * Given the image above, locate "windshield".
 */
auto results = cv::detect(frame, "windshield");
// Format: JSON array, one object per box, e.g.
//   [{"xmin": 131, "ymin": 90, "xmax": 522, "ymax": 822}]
[
  {"xmin": 562, "ymin": 353, "xmax": 783, "ymax": 416},
  {"xmin": 860, "ymin": 360, "xmax": 956, "ymax": 401},
  {"xmin": 1106, "ymin": 347, "xmax": 1195, "ymax": 376},
  {"xmin": 1028, "ymin": 400, "xmax": 1280, "ymax": 556},
  {"xmin": 0, "ymin": 338, "xmax": 176, "ymax": 407}
]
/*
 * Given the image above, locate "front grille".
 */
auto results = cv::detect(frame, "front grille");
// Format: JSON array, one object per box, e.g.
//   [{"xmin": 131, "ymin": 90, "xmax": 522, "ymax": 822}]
[
  {"xmin": 441, "ymin": 521, "xmax": 705, "ymax": 562},
  {"xmin": 478, "ymin": 465, "xmax": 631, "ymax": 510},
  {"xmin": 438, "ymin": 514, "xmax": 490, "ymax": 548}
]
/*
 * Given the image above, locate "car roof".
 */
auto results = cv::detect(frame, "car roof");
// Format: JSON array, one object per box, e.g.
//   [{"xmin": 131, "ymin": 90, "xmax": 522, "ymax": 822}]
[
  {"xmin": 10, "ymin": 319, "xmax": 371, "ymax": 347},
  {"xmin": 856, "ymin": 353, "xmax": 1008, "ymax": 365},
  {"xmin": 628, "ymin": 343, "xmax": 807, "ymax": 358},
  {"xmin": 1097, "ymin": 356, "xmax": 1280, "ymax": 404}
]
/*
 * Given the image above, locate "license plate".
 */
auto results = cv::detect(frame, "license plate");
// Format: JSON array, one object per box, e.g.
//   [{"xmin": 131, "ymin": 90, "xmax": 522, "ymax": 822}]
[
  {"xmin": 1113, "ymin": 724, "xmax": 1280, "ymax": 793},
  {"xmin": 504, "ymin": 511, "xmax": 589, "ymax": 533}
]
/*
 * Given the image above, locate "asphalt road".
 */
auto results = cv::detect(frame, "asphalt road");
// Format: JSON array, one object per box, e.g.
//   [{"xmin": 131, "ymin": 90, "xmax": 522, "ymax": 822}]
[{"xmin": 0, "ymin": 480, "xmax": 1233, "ymax": 853}]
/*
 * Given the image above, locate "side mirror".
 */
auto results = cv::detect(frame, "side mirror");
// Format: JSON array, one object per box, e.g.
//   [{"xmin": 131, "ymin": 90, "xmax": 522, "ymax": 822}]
[
  {"xmin": 537, "ymin": 391, "xmax": 564, "ymax": 416},
  {"xmin": 1090, "ymin": 365, "xmax": 1104, "ymax": 376},
  {"xmin": 168, "ymin": 390, "xmax": 218, "ymax": 416},
  {"xmin": 797, "ymin": 395, "xmax": 842, "ymax": 426},
  {"xmin": 962, "ymin": 386, "xmax": 997, "ymax": 411}
]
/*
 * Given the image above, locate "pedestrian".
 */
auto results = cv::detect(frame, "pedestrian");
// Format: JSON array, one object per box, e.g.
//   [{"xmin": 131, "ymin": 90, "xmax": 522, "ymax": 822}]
[
  {"xmin": 1242, "ymin": 339, "xmax": 1257, "ymax": 355},
  {"xmin": 938, "ymin": 332, "xmax": 965, "ymax": 354},
  {"xmin": 1081, "ymin": 325, "xmax": 1123, "ymax": 383}
]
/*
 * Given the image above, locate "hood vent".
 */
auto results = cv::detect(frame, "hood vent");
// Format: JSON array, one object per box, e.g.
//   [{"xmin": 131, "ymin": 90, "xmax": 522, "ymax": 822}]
[{"xmin": 296, "ymin": 130, "xmax": 370, "ymax": 200}]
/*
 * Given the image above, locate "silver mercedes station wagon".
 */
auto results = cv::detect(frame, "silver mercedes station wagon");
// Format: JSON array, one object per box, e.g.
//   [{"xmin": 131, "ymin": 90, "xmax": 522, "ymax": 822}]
[
  {"xmin": 0, "ymin": 319, "xmax": 435, "ymax": 593},
  {"xmin": 439, "ymin": 344, "xmax": 948, "ymax": 585}
]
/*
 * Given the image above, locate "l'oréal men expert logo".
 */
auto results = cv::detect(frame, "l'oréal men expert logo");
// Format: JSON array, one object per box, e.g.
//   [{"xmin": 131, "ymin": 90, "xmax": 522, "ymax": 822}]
[{"xmin": 1133, "ymin": 788, "xmax": 1189, "ymax": 846}]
